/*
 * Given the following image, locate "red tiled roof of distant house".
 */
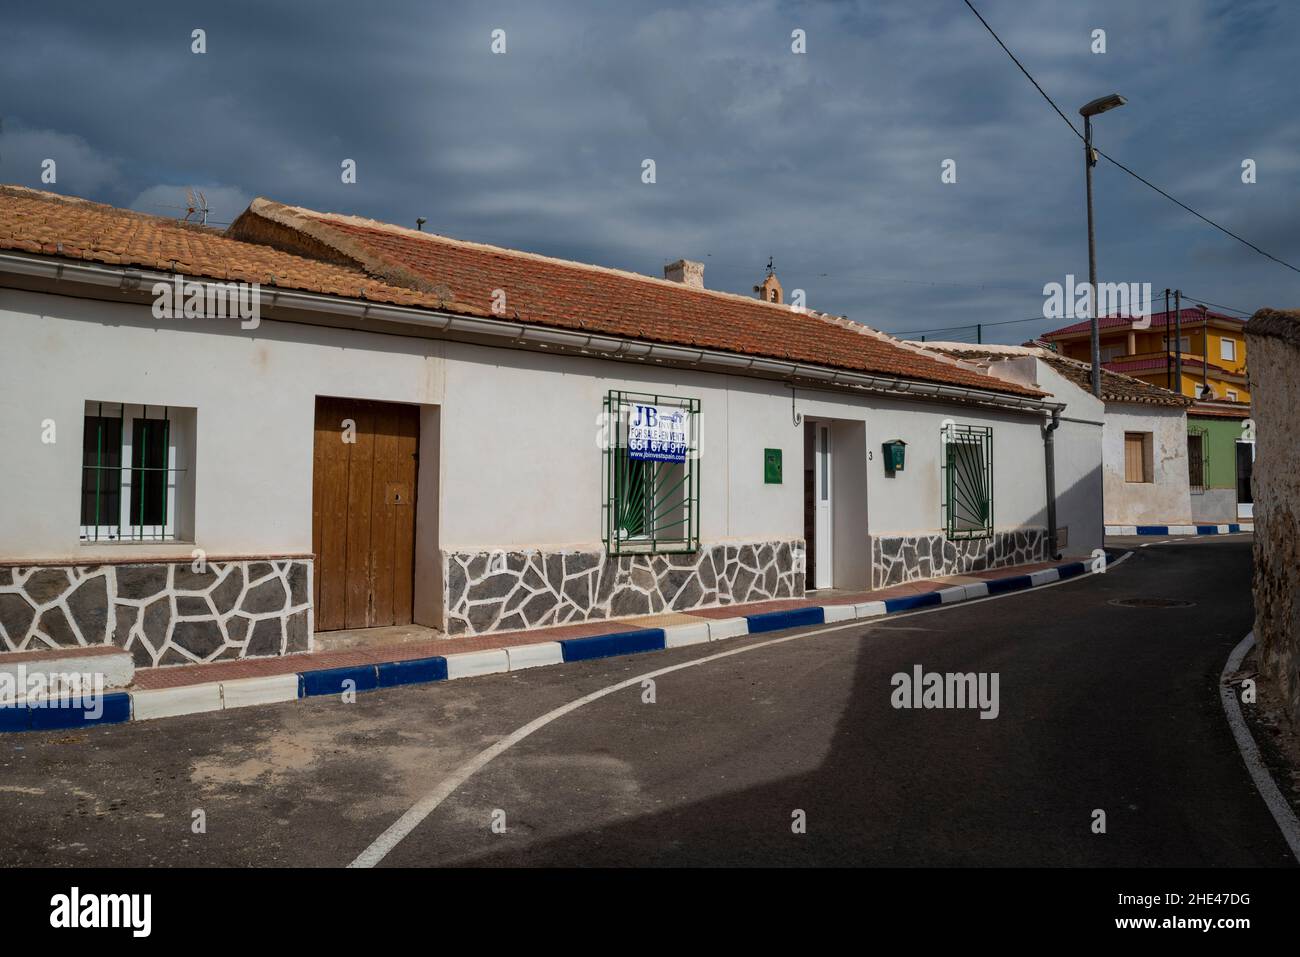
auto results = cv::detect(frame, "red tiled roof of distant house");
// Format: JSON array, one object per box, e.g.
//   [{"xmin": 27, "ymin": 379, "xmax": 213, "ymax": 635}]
[
  {"xmin": 1188, "ymin": 401, "xmax": 1251, "ymax": 419},
  {"xmin": 1102, "ymin": 354, "xmax": 1238, "ymax": 377},
  {"xmin": 1040, "ymin": 308, "xmax": 1245, "ymax": 338}
]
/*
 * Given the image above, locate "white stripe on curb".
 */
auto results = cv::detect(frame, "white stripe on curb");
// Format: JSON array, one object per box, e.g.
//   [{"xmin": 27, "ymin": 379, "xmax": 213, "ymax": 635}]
[
  {"xmin": 1220, "ymin": 632, "xmax": 1300, "ymax": 863},
  {"xmin": 131, "ymin": 682, "xmax": 224, "ymax": 721},
  {"xmin": 854, "ymin": 599, "xmax": 887, "ymax": 618},
  {"xmin": 445, "ymin": 649, "xmax": 510, "ymax": 680},
  {"xmin": 821, "ymin": 604, "xmax": 856, "ymax": 623},
  {"xmin": 663, "ymin": 623, "xmax": 711, "ymax": 648},
  {"xmin": 706, "ymin": 618, "xmax": 749, "ymax": 641},
  {"xmin": 221, "ymin": 673, "xmax": 300, "ymax": 710},
  {"xmin": 505, "ymin": 642, "xmax": 564, "ymax": 671}
]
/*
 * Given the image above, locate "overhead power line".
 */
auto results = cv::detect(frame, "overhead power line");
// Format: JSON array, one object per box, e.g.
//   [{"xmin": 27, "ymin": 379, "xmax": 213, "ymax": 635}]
[{"xmin": 961, "ymin": 0, "xmax": 1300, "ymax": 276}]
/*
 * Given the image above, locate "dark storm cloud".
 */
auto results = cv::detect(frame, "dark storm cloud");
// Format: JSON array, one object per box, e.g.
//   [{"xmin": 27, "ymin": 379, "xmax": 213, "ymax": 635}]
[{"xmin": 1, "ymin": 0, "xmax": 1296, "ymax": 341}]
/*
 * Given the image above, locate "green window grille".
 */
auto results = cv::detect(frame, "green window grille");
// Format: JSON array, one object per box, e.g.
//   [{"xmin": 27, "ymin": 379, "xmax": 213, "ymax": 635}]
[
  {"xmin": 942, "ymin": 424, "xmax": 993, "ymax": 540},
  {"xmin": 602, "ymin": 390, "xmax": 700, "ymax": 555},
  {"xmin": 80, "ymin": 402, "xmax": 185, "ymax": 542}
]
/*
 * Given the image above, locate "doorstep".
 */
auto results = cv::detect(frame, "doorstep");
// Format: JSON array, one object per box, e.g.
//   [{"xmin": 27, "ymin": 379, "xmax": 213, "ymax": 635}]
[{"xmin": 1, "ymin": 553, "xmax": 1109, "ymax": 732}]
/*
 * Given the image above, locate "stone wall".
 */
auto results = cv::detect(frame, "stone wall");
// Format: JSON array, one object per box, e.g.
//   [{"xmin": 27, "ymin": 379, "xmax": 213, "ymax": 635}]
[
  {"xmin": 1246, "ymin": 309, "xmax": 1300, "ymax": 722},
  {"xmin": 0, "ymin": 559, "xmax": 312, "ymax": 667},
  {"xmin": 445, "ymin": 540, "xmax": 803, "ymax": 636},
  {"xmin": 872, "ymin": 528, "xmax": 1047, "ymax": 589}
]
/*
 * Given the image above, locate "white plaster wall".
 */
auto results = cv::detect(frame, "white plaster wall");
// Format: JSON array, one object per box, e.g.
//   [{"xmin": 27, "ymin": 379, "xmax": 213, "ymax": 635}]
[
  {"xmin": 1102, "ymin": 403, "xmax": 1192, "ymax": 524},
  {"xmin": 0, "ymin": 289, "xmax": 444, "ymax": 562},
  {"xmin": 434, "ymin": 343, "xmax": 807, "ymax": 549}
]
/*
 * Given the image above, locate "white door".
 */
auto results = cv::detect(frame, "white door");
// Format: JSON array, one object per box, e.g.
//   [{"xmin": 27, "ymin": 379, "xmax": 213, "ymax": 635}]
[{"xmin": 814, "ymin": 423, "xmax": 833, "ymax": 589}]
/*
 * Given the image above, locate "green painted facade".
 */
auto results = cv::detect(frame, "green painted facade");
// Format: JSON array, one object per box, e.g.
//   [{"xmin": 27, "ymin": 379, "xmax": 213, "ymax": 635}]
[{"xmin": 1188, "ymin": 415, "xmax": 1248, "ymax": 489}]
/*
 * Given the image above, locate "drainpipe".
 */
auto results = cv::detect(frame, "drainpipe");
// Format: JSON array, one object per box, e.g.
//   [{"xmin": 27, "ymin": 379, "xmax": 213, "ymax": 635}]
[{"xmin": 1042, "ymin": 407, "xmax": 1063, "ymax": 561}]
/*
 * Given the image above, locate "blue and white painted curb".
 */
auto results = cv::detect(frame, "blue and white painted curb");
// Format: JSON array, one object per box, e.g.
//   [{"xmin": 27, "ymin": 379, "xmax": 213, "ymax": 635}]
[
  {"xmin": 1105, "ymin": 523, "xmax": 1252, "ymax": 536},
  {"xmin": 0, "ymin": 558, "xmax": 1101, "ymax": 732}
]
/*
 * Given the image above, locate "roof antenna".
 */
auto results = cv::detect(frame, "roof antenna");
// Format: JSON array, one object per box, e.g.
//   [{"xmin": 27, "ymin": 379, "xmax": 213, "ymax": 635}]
[
  {"xmin": 183, "ymin": 188, "xmax": 209, "ymax": 226},
  {"xmin": 416, "ymin": 217, "xmax": 427, "ymax": 232}
]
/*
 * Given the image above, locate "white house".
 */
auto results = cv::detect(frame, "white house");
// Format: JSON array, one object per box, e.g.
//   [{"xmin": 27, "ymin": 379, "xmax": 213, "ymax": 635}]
[
  {"xmin": 917, "ymin": 343, "xmax": 1105, "ymax": 557},
  {"xmin": 0, "ymin": 186, "xmax": 1085, "ymax": 668},
  {"xmin": 924, "ymin": 342, "xmax": 1192, "ymax": 530}
]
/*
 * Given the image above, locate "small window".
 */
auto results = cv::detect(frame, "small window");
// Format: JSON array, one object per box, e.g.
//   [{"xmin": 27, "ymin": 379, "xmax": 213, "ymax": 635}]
[
  {"xmin": 1226, "ymin": 390, "xmax": 1238, "ymax": 402},
  {"xmin": 80, "ymin": 402, "xmax": 195, "ymax": 542},
  {"xmin": 602, "ymin": 391, "xmax": 699, "ymax": 555},
  {"xmin": 1220, "ymin": 338, "xmax": 1236, "ymax": 362},
  {"xmin": 942, "ymin": 424, "xmax": 993, "ymax": 540},
  {"xmin": 1124, "ymin": 431, "xmax": 1154, "ymax": 484}
]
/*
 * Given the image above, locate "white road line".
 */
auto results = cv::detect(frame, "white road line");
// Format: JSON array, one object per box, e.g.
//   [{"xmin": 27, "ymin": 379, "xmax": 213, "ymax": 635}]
[
  {"xmin": 1219, "ymin": 631, "xmax": 1300, "ymax": 862},
  {"xmin": 347, "ymin": 559, "xmax": 1120, "ymax": 868}
]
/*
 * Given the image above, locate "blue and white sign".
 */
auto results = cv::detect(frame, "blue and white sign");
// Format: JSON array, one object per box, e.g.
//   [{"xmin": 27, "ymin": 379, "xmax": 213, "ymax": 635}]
[{"xmin": 628, "ymin": 403, "xmax": 690, "ymax": 463}]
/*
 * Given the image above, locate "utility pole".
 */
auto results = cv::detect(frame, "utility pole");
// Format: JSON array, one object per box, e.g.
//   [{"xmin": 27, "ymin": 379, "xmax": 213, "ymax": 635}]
[
  {"xmin": 1170, "ymin": 287, "xmax": 1180, "ymax": 390},
  {"xmin": 1174, "ymin": 289, "xmax": 1184, "ymax": 395},
  {"xmin": 1199, "ymin": 304, "xmax": 1210, "ymax": 398}
]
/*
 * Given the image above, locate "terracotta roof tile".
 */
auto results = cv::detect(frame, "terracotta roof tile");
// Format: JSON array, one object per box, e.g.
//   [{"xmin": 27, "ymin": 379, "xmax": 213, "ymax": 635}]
[
  {"xmin": 0, "ymin": 185, "xmax": 487, "ymax": 317},
  {"xmin": 228, "ymin": 198, "xmax": 1042, "ymax": 397}
]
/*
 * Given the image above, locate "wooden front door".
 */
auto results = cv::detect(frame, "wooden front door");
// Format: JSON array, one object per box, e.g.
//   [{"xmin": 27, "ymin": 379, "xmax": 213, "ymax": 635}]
[{"xmin": 312, "ymin": 397, "xmax": 419, "ymax": 631}]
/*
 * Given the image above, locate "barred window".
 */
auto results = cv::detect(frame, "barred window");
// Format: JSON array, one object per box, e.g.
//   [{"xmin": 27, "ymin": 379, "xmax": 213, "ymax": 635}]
[
  {"xmin": 942, "ymin": 424, "xmax": 993, "ymax": 540},
  {"xmin": 80, "ymin": 402, "xmax": 194, "ymax": 543},
  {"xmin": 1187, "ymin": 428, "xmax": 1208, "ymax": 494},
  {"xmin": 602, "ymin": 391, "xmax": 699, "ymax": 555}
]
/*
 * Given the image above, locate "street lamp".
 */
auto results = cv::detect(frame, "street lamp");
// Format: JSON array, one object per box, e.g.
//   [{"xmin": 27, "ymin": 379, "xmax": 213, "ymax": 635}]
[{"xmin": 1080, "ymin": 93, "xmax": 1126, "ymax": 397}]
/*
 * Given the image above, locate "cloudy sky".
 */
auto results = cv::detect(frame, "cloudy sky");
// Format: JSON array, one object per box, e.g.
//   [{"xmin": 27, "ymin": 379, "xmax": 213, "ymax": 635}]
[{"xmin": 2, "ymin": 0, "xmax": 1296, "ymax": 342}]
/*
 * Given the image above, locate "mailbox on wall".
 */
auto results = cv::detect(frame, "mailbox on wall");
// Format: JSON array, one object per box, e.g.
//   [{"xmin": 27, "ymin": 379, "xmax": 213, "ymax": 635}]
[
  {"xmin": 764, "ymin": 448, "xmax": 783, "ymax": 484},
  {"xmin": 882, "ymin": 439, "xmax": 907, "ymax": 475}
]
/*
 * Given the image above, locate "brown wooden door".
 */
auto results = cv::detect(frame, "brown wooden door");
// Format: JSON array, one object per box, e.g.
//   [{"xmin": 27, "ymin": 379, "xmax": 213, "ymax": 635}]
[{"xmin": 312, "ymin": 397, "xmax": 419, "ymax": 631}]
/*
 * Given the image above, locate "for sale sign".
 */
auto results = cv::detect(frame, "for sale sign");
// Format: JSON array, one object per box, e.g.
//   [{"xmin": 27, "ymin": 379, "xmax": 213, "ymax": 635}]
[{"xmin": 627, "ymin": 404, "xmax": 689, "ymax": 463}]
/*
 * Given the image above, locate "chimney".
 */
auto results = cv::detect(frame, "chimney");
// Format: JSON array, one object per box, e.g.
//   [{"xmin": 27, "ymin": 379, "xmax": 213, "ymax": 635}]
[
  {"xmin": 754, "ymin": 270, "xmax": 783, "ymax": 304},
  {"xmin": 664, "ymin": 259, "xmax": 705, "ymax": 288}
]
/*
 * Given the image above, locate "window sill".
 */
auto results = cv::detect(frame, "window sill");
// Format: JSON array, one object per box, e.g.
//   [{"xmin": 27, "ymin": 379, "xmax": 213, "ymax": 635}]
[{"xmin": 79, "ymin": 539, "xmax": 194, "ymax": 547}]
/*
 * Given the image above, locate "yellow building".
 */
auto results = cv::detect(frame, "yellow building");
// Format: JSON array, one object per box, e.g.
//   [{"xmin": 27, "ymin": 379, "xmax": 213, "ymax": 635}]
[{"xmin": 1039, "ymin": 308, "xmax": 1250, "ymax": 403}]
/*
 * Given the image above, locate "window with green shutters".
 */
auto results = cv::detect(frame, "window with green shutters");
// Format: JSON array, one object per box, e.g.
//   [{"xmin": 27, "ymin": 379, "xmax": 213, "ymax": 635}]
[
  {"xmin": 79, "ymin": 401, "xmax": 193, "ymax": 543},
  {"xmin": 942, "ymin": 423, "xmax": 993, "ymax": 540},
  {"xmin": 602, "ymin": 391, "xmax": 700, "ymax": 555}
]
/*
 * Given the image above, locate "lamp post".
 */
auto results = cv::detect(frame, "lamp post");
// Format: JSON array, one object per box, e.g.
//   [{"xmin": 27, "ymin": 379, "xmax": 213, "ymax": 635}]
[{"xmin": 1080, "ymin": 93, "xmax": 1127, "ymax": 397}]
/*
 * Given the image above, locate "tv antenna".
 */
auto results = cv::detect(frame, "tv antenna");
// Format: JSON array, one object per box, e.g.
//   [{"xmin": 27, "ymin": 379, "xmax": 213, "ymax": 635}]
[{"xmin": 183, "ymin": 188, "xmax": 209, "ymax": 225}]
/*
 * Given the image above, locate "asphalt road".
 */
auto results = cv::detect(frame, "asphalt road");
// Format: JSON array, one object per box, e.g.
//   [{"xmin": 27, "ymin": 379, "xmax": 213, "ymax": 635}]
[{"xmin": 0, "ymin": 535, "xmax": 1291, "ymax": 867}]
